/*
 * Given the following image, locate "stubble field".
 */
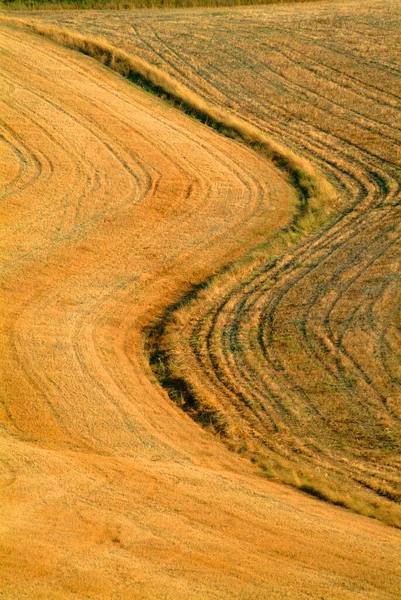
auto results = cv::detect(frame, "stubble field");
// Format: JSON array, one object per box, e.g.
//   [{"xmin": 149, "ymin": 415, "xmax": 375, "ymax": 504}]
[
  {"xmin": 1, "ymin": 0, "xmax": 401, "ymax": 597},
  {"xmin": 25, "ymin": 0, "xmax": 401, "ymax": 522}
]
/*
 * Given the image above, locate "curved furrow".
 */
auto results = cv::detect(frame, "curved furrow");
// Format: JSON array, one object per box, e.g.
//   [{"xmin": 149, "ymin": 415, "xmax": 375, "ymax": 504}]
[
  {"xmin": 2, "ymin": 7, "xmax": 401, "ymax": 598},
  {"xmin": 171, "ymin": 168, "xmax": 397, "ymax": 426},
  {"xmin": 191, "ymin": 181, "xmax": 398, "ymax": 408},
  {"xmin": 179, "ymin": 182, "xmax": 401, "ymax": 508},
  {"xmin": 0, "ymin": 24, "xmax": 350, "ymax": 600},
  {"xmin": 89, "ymin": 1, "xmax": 401, "ymax": 522},
  {"xmin": 0, "ymin": 119, "xmax": 43, "ymax": 202}
]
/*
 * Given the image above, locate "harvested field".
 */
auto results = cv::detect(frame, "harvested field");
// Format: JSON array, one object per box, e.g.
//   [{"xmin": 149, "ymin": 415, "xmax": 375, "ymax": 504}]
[
  {"xmin": 21, "ymin": 0, "xmax": 401, "ymax": 523},
  {"xmin": 1, "ymin": 1, "xmax": 401, "ymax": 597},
  {"xmin": 0, "ymin": 0, "xmax": 308, "ymax": 9}
]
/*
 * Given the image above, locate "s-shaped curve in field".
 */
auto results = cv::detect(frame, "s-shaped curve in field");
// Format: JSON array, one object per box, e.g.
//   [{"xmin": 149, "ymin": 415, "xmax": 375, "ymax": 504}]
[{"xmin": 0, "ymin": 25, "xmax": 400, "ymax": 600}]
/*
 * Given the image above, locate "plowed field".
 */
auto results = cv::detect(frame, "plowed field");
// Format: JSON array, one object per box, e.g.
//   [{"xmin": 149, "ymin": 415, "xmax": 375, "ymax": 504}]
[{"xmin": 1, "ymin": 1, "xmax": 401, "ymax": 598}]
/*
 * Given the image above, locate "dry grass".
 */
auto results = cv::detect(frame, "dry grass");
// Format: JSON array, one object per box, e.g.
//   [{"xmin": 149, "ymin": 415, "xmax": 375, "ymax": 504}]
[
  {"xmin": 2, "ymin": 15, "xmax": 336, "ymax": 227},
  {"xmin": 0, "ymin": 0, "xmax": 313, "ymax": 9},
  {"xmin": 1, "ymin": 5, "xmax": 401, "ymax": 598},
  {"xmin": 0, "ymin": 22, "xmax": 296, "ymax": 599},
  {"xmin": 135, "ymin": 0, "xmax": 401, "ymax": 525},
  {"xmin": 31, "ymin": 1, "xmax": 401, "ymax": 525}
]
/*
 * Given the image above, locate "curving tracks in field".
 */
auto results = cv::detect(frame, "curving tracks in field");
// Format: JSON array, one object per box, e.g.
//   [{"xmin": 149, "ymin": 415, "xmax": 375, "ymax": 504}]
[
  {"xmin": 1, "ymin": 7, "xmax": 401, "ymax": 598},
  {"xmin": 1, "ymin": 23, "xmax": 291, "ymax": 450},
  {"xmin": 138, "ymin": 2, "xmax": 401, "ymax": 520},
  {"xmin": 34, "ymin": 0, "xmax": 401, "ymax": 521},
  {"xmin": 0, "ymin": 23, "xmax": 298, "ymax": 598},
  {"xmin": 146, "ymin": 2, "xmax": 401, "ymax": 518}
]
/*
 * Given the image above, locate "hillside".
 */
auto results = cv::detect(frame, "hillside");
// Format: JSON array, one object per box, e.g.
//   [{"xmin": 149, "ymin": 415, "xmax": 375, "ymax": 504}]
[
  {"xmin": 1, "ymin": 2, "xmax": 401, "ymax": 598},
  {"xmin": 23, "ymin": 0, "xmax": 401, "ymax": 523}
]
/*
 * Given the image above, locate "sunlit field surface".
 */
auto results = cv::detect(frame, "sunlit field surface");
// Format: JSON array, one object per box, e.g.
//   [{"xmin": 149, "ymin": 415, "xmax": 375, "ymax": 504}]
[
  {"xmin": 1, "ymin": 1, "xmax": 401, "ymax": 597},
  {"xmin": 25, "ymin": 0, "xmax": 401, "ymax": 523}
]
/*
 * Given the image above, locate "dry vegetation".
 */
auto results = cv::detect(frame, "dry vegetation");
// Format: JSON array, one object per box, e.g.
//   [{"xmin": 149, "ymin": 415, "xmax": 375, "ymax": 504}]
[
  {"xmin": 22, "ymin": 0, "xmax": 401, "ymax": 524},
  {"xmin": 1, "ymin": 15, "xmax": 336, "ymax": 224},
  {"xmin": 0, "ymin": 0, "xmax": 307, "ymax": 10},
  {"xmin": 1, "ymin": 1, "xmax": 401, "ymax": 597}
]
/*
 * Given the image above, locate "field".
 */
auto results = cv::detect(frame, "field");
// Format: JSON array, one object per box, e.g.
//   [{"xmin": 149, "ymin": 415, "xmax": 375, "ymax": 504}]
[
  {"xmin": 1, "ymin": 0, "xmax": 401, "ymax": 598},
  {"xmin": 0, "ymin": 0, "xmax": 313, "ymax": 10},
  {"xmin": 23, "ymin": 0, "xmax": 401, "ymax": 521}
]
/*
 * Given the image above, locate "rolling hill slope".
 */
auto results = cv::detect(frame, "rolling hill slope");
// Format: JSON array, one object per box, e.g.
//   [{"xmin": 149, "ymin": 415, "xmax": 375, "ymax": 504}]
[
  {"xmin": 27, "ymin": 0, "xmax": 401, "ymax": 522},
  {"xmin": 1, "ymin": 21, "xmax": 401, "ymax": 600}
]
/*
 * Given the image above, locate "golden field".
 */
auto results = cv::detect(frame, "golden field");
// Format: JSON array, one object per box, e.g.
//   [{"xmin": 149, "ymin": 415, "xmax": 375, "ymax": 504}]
[
  {"xmin": 0, "ymin": 0, "xmax": 401, "ymax": 597},
  {"xmin": 22, "ymin": 0, "xmax": 401, "ymax": 521}
]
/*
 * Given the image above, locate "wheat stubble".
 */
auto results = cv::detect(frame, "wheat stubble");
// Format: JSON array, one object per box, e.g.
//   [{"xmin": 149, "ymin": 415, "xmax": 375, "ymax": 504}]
[
  {"xmin": 1, "ymin": 22, "xmax": 401, "ymax": 600},
  {"xmin": 45, "ymin": 0, "xmax": 401, "ymax": 522}
]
